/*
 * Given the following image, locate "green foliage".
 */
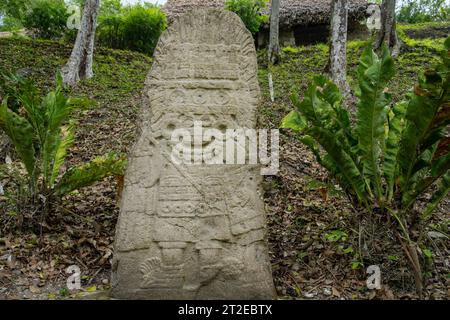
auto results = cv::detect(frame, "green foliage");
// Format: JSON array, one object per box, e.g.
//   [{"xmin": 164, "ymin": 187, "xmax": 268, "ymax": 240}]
[
  {"xmin": 282, "ymin": 39, "xmax": 450, "ymax": 290},
  {"xmin": 99, "ymin": 0, "xmax": 121, "ymax": 17},
  {"xmin": 0, "ymin": 72, "xmax": 40, "ymax": 113},
  {"xmin": 423, "ymin": 172, "xmax": 450, "ymax": 220},
  {"xmin": 225, "ymin": 0, "xmax": 268, "ymax": 35},
  {"xmin": 282, "ymin": 46, "xmax": 300, "ymax": 54},
  {"xmin": 0, "ymin": 98, "xmax": 36, "ymax": 179},
  {"xmin": 325, "ymin": 230, "xmax": 348, "ymax": 243},
  {"xmin": 0, "ymin": 74, "xmax": 127, "ymax": 207},
  {"xmin": 0, "ymin": 0, "xmax": 30, "ymax": 21},
  {"xmin": 397, "ymin": 28, "xmax": 448, "ymax": 52},
  {"xmin": 398, "ymin": 0, "xmax": 450, "ymax": 23},
  {"xmin": 282, "ymin": 37, "xmax": 450, "ymax": 235},
  {"xmin": 22, "ymin": 0, "xmax": 69, "ymax": 39},
  {"xmin": 397, "ymin": 38, "xmax": 450, "ymax": 212},
  {"xmin": 356, "ymin": 46, "xmax": 395, "ymax": 203},
  {"xmin": 0, "ymin": 15, "xmax": 23, "ymax": 32},
  {"xmin": 56, "ymin": 153, "xmax": 126, "ymax": 196},
  {"xmin": 97, "ymin": 4, "xmax": 167, "ymax": 55}
]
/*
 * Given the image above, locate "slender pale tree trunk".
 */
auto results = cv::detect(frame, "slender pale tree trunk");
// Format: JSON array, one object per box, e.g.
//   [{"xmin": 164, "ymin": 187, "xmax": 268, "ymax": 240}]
[
  {"xmin": 61, "ymin": 0, "xmax": 100, "ymax": 86},
  {"xmin": 268, "ymin": 0, "xmax": 280, "ymax": 65},
  {"xmin": 326, "ymin": 0, "xmax": 350, "ymax": 95},
  {"xmin": 267, "ymin": 0, "xmax": 280, "ymax": 102},
  {"xmin": 375, "ymin": 0, "xmax": 401, "ymax": 57}
]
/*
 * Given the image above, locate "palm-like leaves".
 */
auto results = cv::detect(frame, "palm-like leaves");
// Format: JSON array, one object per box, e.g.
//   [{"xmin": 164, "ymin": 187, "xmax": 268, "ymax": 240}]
[
  {"xmin": 282, "ymin": 37, "xmax": 450, "ymax": 220},
  {"xmin": 50, "ymin": 125, "xmax": 75, "ymax": 188},
  {"xmin": 41, "ymin": 86, "xmax": 74, "ymax": 189},
  {"xmin": 0, "ymin": 73, "xmax": 127, "ymax": 205},
  {"xmin": 398, "ymin": 38, "xmax": 450, "ymax": 210},
  {"xmin": 384, "ymin": 101, "xmax": 407, "ymax": 201}
]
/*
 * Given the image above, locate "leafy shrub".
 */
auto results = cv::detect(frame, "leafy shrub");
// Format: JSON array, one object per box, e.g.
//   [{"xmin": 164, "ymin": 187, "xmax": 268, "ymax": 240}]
[
  {"xmin": 97, "ymin": 4, "xmax": 167, "ymax": 55},
  {"xmin": 282, "ymin": 37, "xmax": 450, "ymax": 295},
  {"xmin": 398, "ymin": 0, "xmax": 450, "ymax": 23},
  {"xmin": 0, "ymin": 74, "xmax": 127, "ymax": 215},
  {"xmin": 22, "ymin": 0, "xmax": 69, "ymax": 39},
  {"xmin": 225, "ymin": 0, "xmax": 268, "ymax": 35}
]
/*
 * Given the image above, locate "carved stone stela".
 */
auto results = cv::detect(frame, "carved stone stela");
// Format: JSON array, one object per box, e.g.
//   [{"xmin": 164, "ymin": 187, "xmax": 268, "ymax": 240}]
[{"xmin": 111, "ymin": 9, "xmax": 276, "ymax": 299}]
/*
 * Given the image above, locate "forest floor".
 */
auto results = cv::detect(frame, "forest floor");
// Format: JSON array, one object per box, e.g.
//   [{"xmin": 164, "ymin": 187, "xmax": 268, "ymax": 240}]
[{"xmin": 0, "ymin": 32, "xmax": 448, "ymax": 300}]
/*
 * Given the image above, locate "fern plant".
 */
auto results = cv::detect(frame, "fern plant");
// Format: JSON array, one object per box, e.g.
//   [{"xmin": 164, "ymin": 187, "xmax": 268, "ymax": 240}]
[
  {"xmin": 0, "ymin": 74, "xmax": 127, "ymax": 214},
  {"xmin": 282, "ymin": 37, "xmax": 450, "ymax": 295}
]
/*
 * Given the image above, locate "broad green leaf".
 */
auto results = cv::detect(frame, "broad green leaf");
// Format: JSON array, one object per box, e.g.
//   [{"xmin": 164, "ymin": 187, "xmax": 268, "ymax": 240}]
[
  {"xmin": 56, "ymin": 153, "xmax": 127, "ymax": 196},
  {"xmin": 356, "ymin": 46, "xmax": 395, "ymax": 202},
  {"xmin": 422, "ymin": 173, "xmax": 450, "ymax": 220},
  {"xmin": 299, "ymin": 135, "xmax": 332, "ymax": 171},
  {"xmin": 0, "ymin": 99, "xmax": 36, "ymax": 178},
  {"xmin": 281, "ymin": 110, "xmax": 306, "ymax": 132},
  {"xmin": 307, "ymin": 127, "xmax": 367, "ymax": 204}
]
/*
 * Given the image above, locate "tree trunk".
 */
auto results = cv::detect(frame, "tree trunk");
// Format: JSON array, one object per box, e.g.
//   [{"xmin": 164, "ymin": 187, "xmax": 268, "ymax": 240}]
[
  {"xmin": 61, "ymin": 0, "xmax": 100, "ymax": 86},
  {"xmin": 375, "ymin": 0, "xmax": 401, "ymax": 57},
  {"xmin": 268, "ymin": 0, "xmax": 281, "ymax": 65},
  {"xmin": 326, "ymin": 0, "xmax": 350, "ymax": 95}
]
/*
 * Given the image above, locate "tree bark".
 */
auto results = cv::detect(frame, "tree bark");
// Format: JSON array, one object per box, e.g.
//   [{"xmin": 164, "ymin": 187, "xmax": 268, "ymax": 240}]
[
  {"xmin": 268, "ymin": 0, "xmax": 281, "ymax": 65},
  {"xmin": 326, "ymin": 0, "xmax": 350, "ymax": 96},
  {"xmin": 375, "ymin": 0, "xmax": 401, "ymax": 57},
  {"xmin": 61, "ymin": 0, "xmax": 100, "ymax": 86}
]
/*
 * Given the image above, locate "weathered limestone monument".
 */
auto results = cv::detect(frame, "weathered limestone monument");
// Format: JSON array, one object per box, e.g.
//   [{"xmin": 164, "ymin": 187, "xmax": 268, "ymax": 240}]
[{"xmin": 111, "ymin": 9, "xmax": 276, "ymax": 300}]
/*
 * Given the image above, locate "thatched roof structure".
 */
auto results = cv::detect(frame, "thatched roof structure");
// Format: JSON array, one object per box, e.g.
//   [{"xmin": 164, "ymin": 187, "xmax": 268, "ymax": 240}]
[{"xmin": 163, "ymin": 0, "xmax": 370, "ymax": 28}]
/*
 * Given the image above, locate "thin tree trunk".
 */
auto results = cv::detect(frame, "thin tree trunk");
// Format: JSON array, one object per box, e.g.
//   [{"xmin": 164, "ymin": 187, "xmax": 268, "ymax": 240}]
[
  {"xmin": 61, "ymin": 0, "xmax": 100, "ymax": 86},
  {"xmin": 268, "ymin": 0, "xmax": 281, "ymax": 65},
  {"xmin": 375, "ymin": 0, "xmax": 401, "ymax": 57},
  {"xmin": 326, "ymin": 0, "xmax": 350, "ymax": 96}
]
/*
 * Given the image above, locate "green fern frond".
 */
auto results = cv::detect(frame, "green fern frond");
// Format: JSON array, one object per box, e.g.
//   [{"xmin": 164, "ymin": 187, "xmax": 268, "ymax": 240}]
[
  {"xmin": 422, "ymin": 172, "xmax": 450, "ymax": 220},
  {"xmin": 0, "ymin": 99, "xmax": 36, "ymax": 179},
  {"xmin": 307, "ymin": 127, "xmax": 367, "ymax": 205},
  {"xmin": 281, "ymin": 110, "xmax": 307, "ymax": 132},
  {"xmin": 384, "ymin": 101, "xmax": 407, "ymax": 201},
  {"xmin": 398, "ymin": 44, "xmax": 449, "ymax": 205},
  {"xmin": 56, "ymin": 153, "xmax": 127, "ymax": 197},
  {"xmin": 41, "ymin": 88, "xmax": 74, "ymax": 188}
]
